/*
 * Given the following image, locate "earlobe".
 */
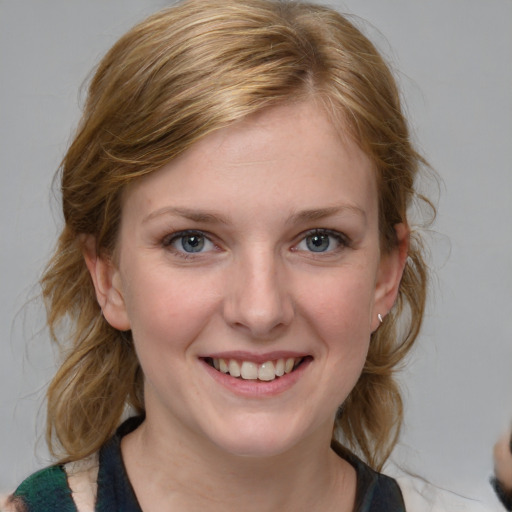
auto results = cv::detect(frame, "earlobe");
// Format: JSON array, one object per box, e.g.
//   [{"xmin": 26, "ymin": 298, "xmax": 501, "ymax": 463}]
[
  {"xmin": 82, "ymin": 236, "xmax": 131, "ymax": 331},
  {"xmin": 372, "ymin": 223, "xmax": 409, "ymax": 330}
]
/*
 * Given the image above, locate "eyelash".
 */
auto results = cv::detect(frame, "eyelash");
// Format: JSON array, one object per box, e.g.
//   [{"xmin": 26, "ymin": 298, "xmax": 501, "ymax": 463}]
[
  {"xmin": 294, "ymin": 229, "xmax": 350, "ymax": 255},
  {"xmin": 161, "ymin": 228, "xmax": 350, "ymax": 259},
  {"xmin": 162, "ymin": 230, "xmax": 218, "ymax": 259}
]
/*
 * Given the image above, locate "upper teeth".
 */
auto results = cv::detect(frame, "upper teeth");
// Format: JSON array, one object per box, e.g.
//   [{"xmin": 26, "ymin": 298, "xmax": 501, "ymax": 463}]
[{"xmin": 212, "ymin": 357, "xmax": 300, "ymax": 381}]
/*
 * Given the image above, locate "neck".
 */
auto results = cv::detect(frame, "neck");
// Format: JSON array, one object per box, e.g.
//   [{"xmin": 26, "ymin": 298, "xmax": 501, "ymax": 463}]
[{"xmin": 121, "ymin": 416, "xmax": 356, "ymax": 512}]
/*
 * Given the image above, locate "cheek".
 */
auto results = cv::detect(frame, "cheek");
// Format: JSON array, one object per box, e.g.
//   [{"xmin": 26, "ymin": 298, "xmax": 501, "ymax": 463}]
[
  {"xmin": 122, "ymin": 266, "xmax": 221, "ymax": 355},
  {"xmin": 296, "ymin": 266, "xmax": 375, "ymax": 382},
  {"xmin": 298, "ymin": 266, "xmax": 376, "ymax": 334}
]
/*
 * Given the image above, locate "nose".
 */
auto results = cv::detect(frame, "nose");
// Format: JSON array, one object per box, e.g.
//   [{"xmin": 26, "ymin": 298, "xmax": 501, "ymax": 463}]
[{"xmin": 222, "ymin": 248, "xmax": 294, "ymax": 339}]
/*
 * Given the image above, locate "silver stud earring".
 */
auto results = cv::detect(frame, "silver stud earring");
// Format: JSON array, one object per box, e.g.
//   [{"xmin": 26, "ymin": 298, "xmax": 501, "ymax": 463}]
[{"xmin": 378, "ymin": 313, "xmax": 383, "ymax": 324}]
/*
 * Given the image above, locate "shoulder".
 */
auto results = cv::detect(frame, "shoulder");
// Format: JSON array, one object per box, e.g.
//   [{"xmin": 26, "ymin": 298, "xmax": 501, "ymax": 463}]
[
  {"xmin": 396, "ymin": 475, "xmax": 495, "ymax": 512},
  {"xmin": 6, "ymin": 453, "xmax": 99, "ymax": 512},
  {"xmin": 5, "ymin": 456, "xmax": 100, "ymax": 512},
  {"xmin": 4, "ymin": 419, "xmax": 139, "ymax": 512},
  {"xmin": 6, "ymin": 465, "xmax": 76, "ymax": 512}
]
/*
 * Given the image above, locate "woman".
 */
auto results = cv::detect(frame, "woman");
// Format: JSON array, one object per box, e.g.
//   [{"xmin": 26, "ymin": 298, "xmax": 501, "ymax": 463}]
[{"xmin": 4, "ymin": 0, "xmax": 457, "ymax": 510}]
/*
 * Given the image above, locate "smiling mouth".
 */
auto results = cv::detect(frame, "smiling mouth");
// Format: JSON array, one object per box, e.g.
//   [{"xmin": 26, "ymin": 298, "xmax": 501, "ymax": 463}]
[{"xmin": 203, "ymin": 357, "xmax": 309, "ymax": 382}]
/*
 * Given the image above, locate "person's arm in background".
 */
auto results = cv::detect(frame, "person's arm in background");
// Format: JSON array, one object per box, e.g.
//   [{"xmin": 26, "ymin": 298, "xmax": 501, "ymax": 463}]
[{"xmin": 493, "ymin": 428, "xmax": 512, "ymax": 510}]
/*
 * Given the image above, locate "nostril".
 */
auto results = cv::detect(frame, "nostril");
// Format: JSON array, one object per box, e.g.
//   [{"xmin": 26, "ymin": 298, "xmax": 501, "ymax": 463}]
[{"xmin": 222, "ymin": 266, "xmax": 294, "ymax": 338}]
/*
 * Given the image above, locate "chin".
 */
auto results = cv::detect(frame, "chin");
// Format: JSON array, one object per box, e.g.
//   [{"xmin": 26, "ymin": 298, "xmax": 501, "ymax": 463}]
[{"xmin": 206, "ymin": 415, "xmax": 319, "ymax": 459}]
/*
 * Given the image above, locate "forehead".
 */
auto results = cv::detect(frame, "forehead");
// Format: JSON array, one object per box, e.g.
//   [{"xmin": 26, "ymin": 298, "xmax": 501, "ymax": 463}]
[{"xmin": 122, "ymin": 100, "xmax": 377, "ymax": 225}]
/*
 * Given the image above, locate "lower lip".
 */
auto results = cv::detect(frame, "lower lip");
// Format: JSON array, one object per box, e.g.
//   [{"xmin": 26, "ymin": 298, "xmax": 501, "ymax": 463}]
[{"xmin": 200, "ymin": 358, "xmax": 312, "ymax": 398}]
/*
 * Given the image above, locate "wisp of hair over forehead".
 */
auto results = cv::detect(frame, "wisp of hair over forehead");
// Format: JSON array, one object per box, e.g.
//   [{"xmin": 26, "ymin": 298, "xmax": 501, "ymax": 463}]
[{"xmin": 42, "ymin": 0, "xmax": 432, "ymax": 470}]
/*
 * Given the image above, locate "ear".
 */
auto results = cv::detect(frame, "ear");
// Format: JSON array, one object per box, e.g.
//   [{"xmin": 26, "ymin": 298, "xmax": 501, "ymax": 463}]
[
  {"xmin": 371, "ymin": 223, "xmax": 409, "ymax": 331},
  {"xmin": 82, "ymin": 236, "xmax": 131, "ymax": 331}
]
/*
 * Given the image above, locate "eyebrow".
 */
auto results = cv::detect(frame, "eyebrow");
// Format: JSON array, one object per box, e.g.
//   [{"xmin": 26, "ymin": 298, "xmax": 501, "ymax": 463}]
[
  {"xmin": 143, "ymin": 205, "xmax": 366, "ymax": 225},
  {"xmin": 142, "ymin": 207, "xmax": 230, "ymax": 225},
  {"xmin": 288, "ymin": 205, "xmax": 367, "ymax": 225}
]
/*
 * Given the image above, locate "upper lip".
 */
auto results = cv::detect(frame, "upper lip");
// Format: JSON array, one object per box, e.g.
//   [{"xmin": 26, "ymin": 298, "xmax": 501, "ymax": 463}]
[{"xmin": 199, "ymin": 350, "xmax": 311, "ymax": 364}]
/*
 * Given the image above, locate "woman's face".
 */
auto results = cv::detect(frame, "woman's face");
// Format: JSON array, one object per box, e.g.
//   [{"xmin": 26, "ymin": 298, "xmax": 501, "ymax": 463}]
[{"xmin": 90, "ymin": 100, "xmax": 406, "ymax": 457}]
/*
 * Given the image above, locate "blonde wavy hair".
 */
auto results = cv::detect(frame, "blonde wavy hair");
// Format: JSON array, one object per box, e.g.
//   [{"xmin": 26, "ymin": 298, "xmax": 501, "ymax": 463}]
[{"xmin": 42, "ymin": 0, "xmax": 432, "ymax": 470}]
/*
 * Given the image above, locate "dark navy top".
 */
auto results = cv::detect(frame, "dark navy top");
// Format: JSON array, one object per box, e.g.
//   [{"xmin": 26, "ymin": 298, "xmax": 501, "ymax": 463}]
[{"xmin": 12, "ymin": 417, "xmax": 406, "ymax": 511}]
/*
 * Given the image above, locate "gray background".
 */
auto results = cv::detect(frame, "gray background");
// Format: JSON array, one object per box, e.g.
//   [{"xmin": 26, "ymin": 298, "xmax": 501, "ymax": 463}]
[{"xmin": 1, "ymin": 0, "xmax": 511, "ymax": 507}]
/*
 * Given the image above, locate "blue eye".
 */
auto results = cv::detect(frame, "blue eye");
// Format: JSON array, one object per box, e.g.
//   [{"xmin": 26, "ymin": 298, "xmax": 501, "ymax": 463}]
[
  {"xmin": 180, "ymin": 234, "xmax": 205, "ymax": 252},
  {"xmin": 296, "ymin": 230, "xmax": 347, "ymax": 253},
  {"xmin": 165, "ymin": 231, "xmax": 215, "ymax": 254},
  {"xmin": 305, "ymin": 233, "xmax": 331, "ymax": 252}
]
